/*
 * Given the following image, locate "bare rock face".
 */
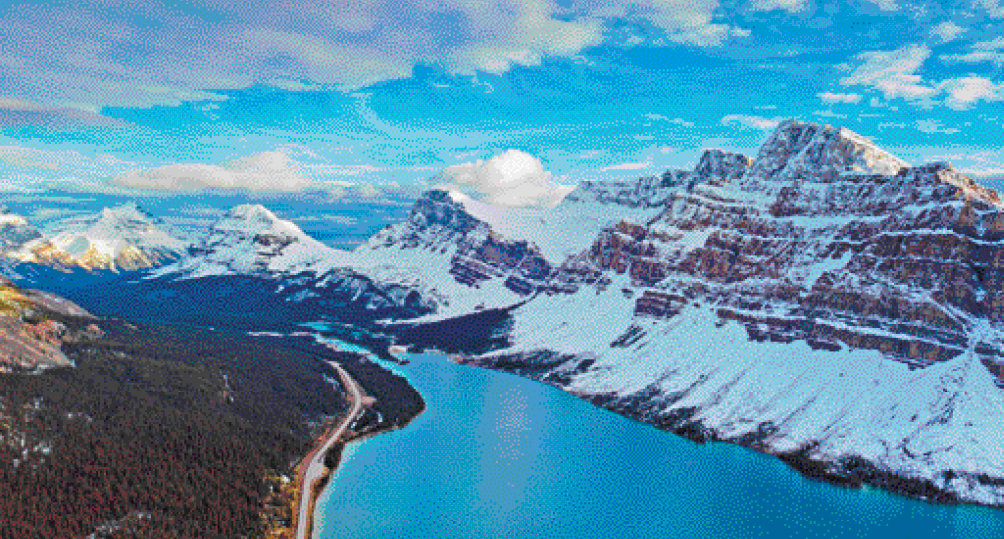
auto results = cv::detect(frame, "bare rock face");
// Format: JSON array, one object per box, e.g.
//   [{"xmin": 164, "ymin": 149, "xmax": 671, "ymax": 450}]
[
  {"xmin": 368, "ymin": 190, "xmax": 554, "ymax": 297},
  {"xmin": 0, "ymin": 276, "xmax": 100, "ymax": 371},
  {"xmin": 742, "ymin": 120, "xmax": 908, "ymax": 192},
  {"xmin": 692, "ymin": 149, "xmax": 753, "ymax": 186}
]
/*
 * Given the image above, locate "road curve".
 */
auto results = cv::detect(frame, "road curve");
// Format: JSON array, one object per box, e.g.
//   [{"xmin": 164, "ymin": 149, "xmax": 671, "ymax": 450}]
[{"xmin": 295, "ymin": 363, "xmax": 365, "ymax": 539}]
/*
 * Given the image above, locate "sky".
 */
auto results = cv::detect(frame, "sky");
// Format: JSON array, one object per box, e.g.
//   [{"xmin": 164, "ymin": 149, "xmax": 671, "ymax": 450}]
[{"xmin": 1, "ymin": 0, "xmax": 1004, "ymax": 207}]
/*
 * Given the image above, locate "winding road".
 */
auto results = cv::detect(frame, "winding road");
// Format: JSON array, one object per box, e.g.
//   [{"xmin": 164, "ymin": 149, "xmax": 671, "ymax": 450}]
[{"xmin": 295, "ymin": 363, "xmax": 366, "ymax": 539}]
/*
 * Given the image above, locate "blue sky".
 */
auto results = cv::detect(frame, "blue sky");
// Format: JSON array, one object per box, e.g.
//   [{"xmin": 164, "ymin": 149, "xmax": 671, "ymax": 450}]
[{"xmin": 2, "ymin": 0, "xmax": 1004, "ymax": 205}]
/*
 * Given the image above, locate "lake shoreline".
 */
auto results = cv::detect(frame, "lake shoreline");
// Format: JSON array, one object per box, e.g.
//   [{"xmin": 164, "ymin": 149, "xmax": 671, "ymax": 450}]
[{"xmin": 462, "ymin": 352, "xmax": 1004, "ymax": 512}]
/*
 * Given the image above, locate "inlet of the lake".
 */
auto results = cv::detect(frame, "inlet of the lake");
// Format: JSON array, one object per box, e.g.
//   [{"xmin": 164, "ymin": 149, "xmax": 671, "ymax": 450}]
[{"xmin": 315, "ymin": 352, "xmax": 1004, "ymax": 539}]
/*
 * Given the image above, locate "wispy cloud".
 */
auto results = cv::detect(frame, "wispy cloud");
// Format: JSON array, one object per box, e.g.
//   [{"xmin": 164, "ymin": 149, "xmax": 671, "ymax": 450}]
[
  {"xmin": 644, "ymin": 113, "xmax": 695, "ymax": 127},
  {"xmin": 914, "ymin": 119, "xmax": 960, "ymax": 134},
  {"xmin": 600, "ymin": 160, "xmax": 653, "ymax": 171},
  {"xmin": 0, "ymin": 98, "xmax": 132, "ymax": 129},
  {"xmin": 840, "ymin": 44, "xmax": 936, "ymax": 102},
  {"xmin": 720, "ymin": 114, "xmax": 782, "ymax": 131},
  {"xmin": 942, "ymin": 37, "xmax": 1004, "ymax": 66},
  {"xmin": 818, "ymin": 92, "xmax": 862, "ymax": 104}
]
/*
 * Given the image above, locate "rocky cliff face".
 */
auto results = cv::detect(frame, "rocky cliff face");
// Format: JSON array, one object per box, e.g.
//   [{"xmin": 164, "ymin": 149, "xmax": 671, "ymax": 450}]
[
  {"xmin": 352, "ymin": 120, "xmax": 1004, "ymax": 507},
  {"xmin": 0, "ymin": 275, "xmax": 100, "ymax": 371}
]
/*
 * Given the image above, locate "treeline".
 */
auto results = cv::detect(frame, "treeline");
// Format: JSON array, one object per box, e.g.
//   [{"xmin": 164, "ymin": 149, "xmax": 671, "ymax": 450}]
[{"xmin": 0, "ymin": 314, "xmax": 348, "ymax": 538}]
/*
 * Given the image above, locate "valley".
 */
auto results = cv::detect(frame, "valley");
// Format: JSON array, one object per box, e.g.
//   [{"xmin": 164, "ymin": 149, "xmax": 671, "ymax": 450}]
[{"xmin": 2, "ymin": 119, "xmax": 1004, "ymax": 537}]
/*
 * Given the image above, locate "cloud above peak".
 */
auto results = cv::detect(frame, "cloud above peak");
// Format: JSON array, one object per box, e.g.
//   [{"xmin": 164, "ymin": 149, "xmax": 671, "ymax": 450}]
[{"xmin": 435, "ymin": 149, "xmax": 573, "ymax": 208}]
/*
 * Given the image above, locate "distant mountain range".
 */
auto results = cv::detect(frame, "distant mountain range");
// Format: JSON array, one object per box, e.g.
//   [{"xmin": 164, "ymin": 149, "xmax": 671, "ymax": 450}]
[
  {"xmin": 6, "ymin": 119, "xmax": 1004, "ymax": 507},
  {"xmin": 1, "ymin": 203, "xmax": 187, "ymax": 271}
]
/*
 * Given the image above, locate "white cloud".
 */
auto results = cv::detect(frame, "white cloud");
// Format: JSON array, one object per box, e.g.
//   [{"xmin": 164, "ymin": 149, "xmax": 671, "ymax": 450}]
[
  {"xmin": 937, "ymin": 76, "xmax": 1004, "ymax": 110},
  {"xmin": 443, "ymin": 1, "xmax": 603, "ymax": 74},
  {"xmin": 601, "ymin": 160, "xmax": 653, "ymax": 171},
  {"xmin": 943, "ymin": 37, "xmax": 1004, "ymax": 66},
  {"xmin": 0, "ymin": 0, "xmax": 757, "ymax": 112},
  {"xmin": 914, "ymin": 119, "xmax": 960, "ymax": 134},
  {"xmin": 840, "ymin": 44, "xmax": 937, "ymax": 102},
  {"xmin": 625, "ymin": 0, "xmax": 747, "ymax": 46},
  {"xmin": 0, "ymin": 97, "xmax": 132, "ymax": 129},
  {"xmin": 751, "ymin": 0, "xmax": 809, "ymax": 13},
  {"xmin": 435, "ymin": 149, "xmax": 573, "ymax": 208},
  {"xmin": 0, "ymin": 1, "xmax": 608, "ymax": 110},
  {"xmin": 720, "ymin": 114, "xmax": 782, "ymax": 130},
  {"xmin": 818, "ymin": 91, "xmax": 863, "ymax": 104},
  {"xmin": 973, "ymin": 0, "xmax": 1004, "ymax": 17},
  {"xmin": 110, "ymin": 151, "xmax": 313, "ymax": 192},
  {"xmin": 867, "ymin": 0, "xmax": 898, "ymax": 10},
  {"xmin": 645, "ymin": 113, "xmax": 695, "ymax": 126},
  {"xmin": 930, "ymin": 21, "xmax": 967, "ymax": 43}
]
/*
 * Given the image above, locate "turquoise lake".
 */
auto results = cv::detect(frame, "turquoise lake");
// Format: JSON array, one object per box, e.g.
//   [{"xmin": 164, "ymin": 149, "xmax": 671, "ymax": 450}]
[{"xmin": 315, "ymin": 353, "xmax": 1004, "ymax": 539}]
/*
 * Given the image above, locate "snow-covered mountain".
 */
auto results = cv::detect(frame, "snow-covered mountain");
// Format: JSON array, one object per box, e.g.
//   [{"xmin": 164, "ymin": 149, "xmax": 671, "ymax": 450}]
[
  {"xmin": 109, "ymin": 119, "xmax": 1004, "ymax": 506},
  {"xmin": 0, "ymin": 207, "xmax": 43, "ymax": 254},
  {"xmin": 343, "ymin": 119, "xmax": 1004, "ymax": 506},
  {"xmin": 10, "ymin": 203, "xmax": 188, "ymax": 271},
  {"xmin": 150, "ymin": 204, "xmax": 433, "ymax": 317},
  {"xmin": 151, "ymin": 204, "xmax": 348, "ymax": 279}
]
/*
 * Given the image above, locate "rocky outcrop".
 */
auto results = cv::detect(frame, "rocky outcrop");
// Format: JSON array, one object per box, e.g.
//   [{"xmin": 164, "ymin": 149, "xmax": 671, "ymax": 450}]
[{"xmin": 0, "ymin": 277, "xmax": 99, "ymax": 371}]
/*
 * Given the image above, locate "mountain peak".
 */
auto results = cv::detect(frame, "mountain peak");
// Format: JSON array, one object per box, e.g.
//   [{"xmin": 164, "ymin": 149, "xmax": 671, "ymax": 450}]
[
  {"xmin": 11, "ymin": 204, "xmax": 186, "ymax": 271},
  {"xmin": 214, "ymin": 204, "xmax": 304, "ymax": 240},
  {"xmin": 0, "ymin": 207, "xmax": 30, "ymax": 228},
  {"xmin": 154, "ymin": 204, "xmax": 346, "ymax": 279},
  {"xmin": 693, "ymin": 149, "xmax": 753, "ymax": 186},
  {"xmin": 745, "ymin": 119, "xmax": 909, "ymax": 186},
  {"xmin": 225, "ymin": 204, "xmax": 280, "ymax": 222}
]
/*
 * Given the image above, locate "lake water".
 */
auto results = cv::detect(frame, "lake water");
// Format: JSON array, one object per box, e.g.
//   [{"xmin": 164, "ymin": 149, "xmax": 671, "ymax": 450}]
[{"xmin": 315, "ymin": 352, "xmax": 1004, "ymax": 539}]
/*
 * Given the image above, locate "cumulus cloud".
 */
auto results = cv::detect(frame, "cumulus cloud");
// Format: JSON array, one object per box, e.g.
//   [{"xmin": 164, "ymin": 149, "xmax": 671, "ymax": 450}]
[
  {"xmin": 930, "ymin": 21, "xmax": 967, "ymax": 43},
  {"xmin": 938, "ymin": 76, "xmax": 1004, "ymax": 110},
  {"xmin": 751, "ymin": 0, "xmax": 809, "ymax": 13},
  {"xmin": 110, "ymin": 151, "xmax": 313, "ymax": 192},
  {"xmin": 720, "ymin": 114, "xmax": 782, "ymax": 130},
  {"xmin": 434, "ymin": 150, "xmax": 573, "ymax": 208},
  {"xmin": 818, "ymin": 92, "xmax": 863, "ymax": 104}
]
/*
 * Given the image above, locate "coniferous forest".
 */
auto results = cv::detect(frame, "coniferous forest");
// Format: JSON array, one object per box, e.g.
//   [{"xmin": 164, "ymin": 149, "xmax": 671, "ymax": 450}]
[{"xmin": 0, "ymin": 309, "xmax": 423, "ymax": 538}]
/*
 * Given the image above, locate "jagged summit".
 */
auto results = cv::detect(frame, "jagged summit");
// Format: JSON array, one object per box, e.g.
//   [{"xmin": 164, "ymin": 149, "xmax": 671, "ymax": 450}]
[
  {"xmin": 692, "ymin": 149, "xmax": 753, "ymax": 186},
  {"xmin": 154, "ymin": 204, "xmax": 348, "ymax": 279},
  {"xmin": 209, "ymin": 204, "xmax": 306, "ymax": 239},
  {"xmin": 744, "ymin": 119, "xmax": 909, "ymax": 187},
  {"xmin": 9, "ymin": 203, "xmax": 187, "ymax": 271}
]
